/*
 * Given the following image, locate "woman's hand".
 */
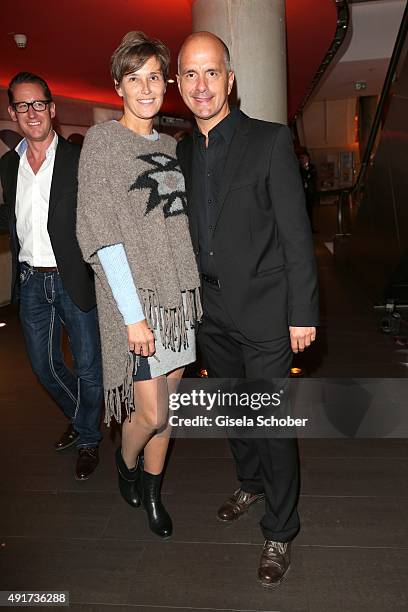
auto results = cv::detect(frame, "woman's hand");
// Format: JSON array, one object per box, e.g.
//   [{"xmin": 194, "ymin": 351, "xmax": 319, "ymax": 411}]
[{"xmin": 127, "ymin": 319, "xmax": 156, "ymax": 357}]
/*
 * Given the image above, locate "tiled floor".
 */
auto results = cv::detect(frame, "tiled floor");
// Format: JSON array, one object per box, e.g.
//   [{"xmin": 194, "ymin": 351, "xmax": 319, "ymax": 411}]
[{"xmin": 1, "ymin": 224, "xmax": 407, "ymax": 611}]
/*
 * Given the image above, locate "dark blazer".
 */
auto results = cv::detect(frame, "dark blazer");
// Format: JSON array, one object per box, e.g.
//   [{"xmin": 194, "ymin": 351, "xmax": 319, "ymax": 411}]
[
  {"xmin": 177, "ymin": 111, "xmax": 319, "ymax": 341},
  {"xmin": 0, "ymin": 135, "xmax": 96, "ymax": 311}
]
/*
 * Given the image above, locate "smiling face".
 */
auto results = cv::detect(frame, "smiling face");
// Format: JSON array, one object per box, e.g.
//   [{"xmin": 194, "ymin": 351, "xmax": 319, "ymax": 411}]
[
  {"xmin": 8, "ymin": 82, "xmax": 55, "ymax": 144},
  {"xmin": 177, "ymin": 34, "xmax": 234, "ymax": 134},
  {"xmin": 115, "ymin": 55, "xmax": 166, "ymax": 131}
]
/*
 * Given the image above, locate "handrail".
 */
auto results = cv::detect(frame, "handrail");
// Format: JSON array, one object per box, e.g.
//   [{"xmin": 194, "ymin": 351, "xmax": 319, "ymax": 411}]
[
  {"xmin": 302, "ymin": 3, "xmax": 408, "ymax": 236},
  {"xmin": 317, "ymin": 187, "xmax": 353, "ymax": 235},
  {"xmin": 292, "ymin": 0, "xmax": 350, "ymax": 122},
  {"xmin": 353, "ymin": 3, "xmax": 408, "ymax": 195},
  {"xmin": 291, "ymin": 1, "xmax": 351, "ymax": 235}
]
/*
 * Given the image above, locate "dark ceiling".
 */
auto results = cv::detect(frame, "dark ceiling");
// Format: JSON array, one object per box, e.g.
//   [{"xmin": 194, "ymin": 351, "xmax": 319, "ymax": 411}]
[{"xmin": 1, "ymin": 0, "xmax": 337, "ymax": 120}]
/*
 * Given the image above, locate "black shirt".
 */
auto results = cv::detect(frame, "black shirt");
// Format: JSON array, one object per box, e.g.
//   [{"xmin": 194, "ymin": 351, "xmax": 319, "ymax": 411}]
[{"xmin": 191, "ymin": 107, "xmax": 240, "ymax": 277}]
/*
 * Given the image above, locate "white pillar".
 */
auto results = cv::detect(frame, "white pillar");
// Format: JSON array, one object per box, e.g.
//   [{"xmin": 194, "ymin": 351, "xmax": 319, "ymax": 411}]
[{"xmin": 192, "ymin": 0, "xmax": 287, "ymax": 123}]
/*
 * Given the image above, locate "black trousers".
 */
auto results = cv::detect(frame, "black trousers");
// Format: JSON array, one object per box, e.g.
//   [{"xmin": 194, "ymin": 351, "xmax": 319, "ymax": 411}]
[{"xmin": 198, "ymin": 283, "xmax": 300, "ymax": 542}]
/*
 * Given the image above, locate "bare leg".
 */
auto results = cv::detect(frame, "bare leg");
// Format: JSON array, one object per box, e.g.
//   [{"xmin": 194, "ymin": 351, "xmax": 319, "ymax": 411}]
[
  {"xmin": 118, "ymin": 367, "xmax": 184, "ymax": 539},
  {"xmin": 143, "ymin": 367, "xmax": 184, "ymax": 474},
  {"xmin": 121, "ymin": 367, "xmax": 184, "ymax": 472}
]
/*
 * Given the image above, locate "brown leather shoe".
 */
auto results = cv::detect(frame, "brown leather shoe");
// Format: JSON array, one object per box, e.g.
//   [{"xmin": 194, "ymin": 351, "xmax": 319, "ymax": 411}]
[
  {"xmin": 217, "ymin": 488, "xmax": 264, "ymax": 522},
  {"xmin": 54, "ymin": 424, "xmax": 79, "ymax": 451},
  {"xmin": 75, "ymin": 447, "xmax": 99, "ymax": 481},
  {"xmin": 258, "ymin": 540, "xmax": 291, "ymax": 588}
]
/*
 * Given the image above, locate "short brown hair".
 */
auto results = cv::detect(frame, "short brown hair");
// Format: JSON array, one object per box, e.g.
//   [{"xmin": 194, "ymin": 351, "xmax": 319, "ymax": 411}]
[
  {"xmin": 110, "ymin": 31, "xmax": 170, "ymax": 84},
  {"xmin": 8, "ymin": 71, "xmax": 52, "ymax": 105}
]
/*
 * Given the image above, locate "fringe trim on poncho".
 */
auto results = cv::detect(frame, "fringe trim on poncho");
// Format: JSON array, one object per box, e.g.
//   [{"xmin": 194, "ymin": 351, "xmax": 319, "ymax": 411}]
[
  {"xmin": 140, "ymin": 286, "xmax": 202, "ymax": 350},
  {"xmin": 104, "ymin": 351, "xmax": 135, "ymax": 425},
  {"xmin": 103, "ymin": 287, "xmax": 202, "ymax": 425}
]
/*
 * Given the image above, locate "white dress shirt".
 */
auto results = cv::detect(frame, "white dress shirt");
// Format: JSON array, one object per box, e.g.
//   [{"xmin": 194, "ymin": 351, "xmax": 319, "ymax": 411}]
[{"xmin": 15, "ymin": 132, "xmax": 58, "ymax": 266}]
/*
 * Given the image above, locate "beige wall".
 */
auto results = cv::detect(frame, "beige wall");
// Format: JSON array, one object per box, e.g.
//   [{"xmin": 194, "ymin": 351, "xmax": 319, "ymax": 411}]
[
  {"xmin": 0, "ymin": 88, "xmax": 120, "ymax": 126},
  {"xmin": 297, "ymin": 98, "xmax": 360, "ymax": 189},
  {"xmin": 299, "ymin": 99, "xmax": 358, "ymax": 148}
]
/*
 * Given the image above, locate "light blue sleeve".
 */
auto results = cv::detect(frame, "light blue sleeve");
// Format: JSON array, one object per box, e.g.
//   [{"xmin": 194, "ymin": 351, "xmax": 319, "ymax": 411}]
[{"xmin": 97, "ymin": 243, "xmax": 145, "ymax": 325}]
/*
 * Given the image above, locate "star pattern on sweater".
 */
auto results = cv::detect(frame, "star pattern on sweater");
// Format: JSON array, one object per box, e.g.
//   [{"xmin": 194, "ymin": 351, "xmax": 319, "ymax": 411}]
[{"xmin": 129, "ymin": 153, "xmax": 187, "ymax": 218}]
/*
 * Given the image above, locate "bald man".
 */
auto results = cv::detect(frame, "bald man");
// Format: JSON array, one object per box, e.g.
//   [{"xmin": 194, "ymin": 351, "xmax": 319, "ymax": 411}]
[{"xmin": 177, "ymin": 33, "xmax": 319, "ymax": 588}]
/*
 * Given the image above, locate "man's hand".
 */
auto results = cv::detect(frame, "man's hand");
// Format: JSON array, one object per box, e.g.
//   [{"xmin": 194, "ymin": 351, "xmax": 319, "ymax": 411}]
[
  {"xmin": 127, "ymin": 319, "xmax": 156, "ymax": 357},
  {"xmin": 289, "ymin": 326, "xmax": 316, "ymax": 353}
]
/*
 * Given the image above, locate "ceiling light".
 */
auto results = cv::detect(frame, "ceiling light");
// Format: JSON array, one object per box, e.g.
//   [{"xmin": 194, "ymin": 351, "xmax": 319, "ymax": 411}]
[
  {"xmin": 355, "ymin": 81, "xmax": 367, "ymax": 91},
  {"xmin": 167, "ymin": 79, "xmax": 175, "ymax": 84},
  {"xmin": 14, "ymin": 33, "xmax": 27, "ymax": 49}
]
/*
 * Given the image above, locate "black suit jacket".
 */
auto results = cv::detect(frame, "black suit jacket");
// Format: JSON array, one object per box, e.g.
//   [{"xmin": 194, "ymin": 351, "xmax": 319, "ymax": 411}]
[
  {"xmin": 0, "ymin": 135, "xmax": 96, "ymax": 311},
  {"xmin": 177, "ymin": 111, "xmax": 319, "ymax": 341}
]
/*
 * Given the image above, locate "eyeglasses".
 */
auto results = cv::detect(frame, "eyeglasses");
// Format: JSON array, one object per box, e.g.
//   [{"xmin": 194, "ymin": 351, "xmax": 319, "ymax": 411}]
[{"xmin": 11, "ymin": 100, "xmax": 52, "ymax": 113}]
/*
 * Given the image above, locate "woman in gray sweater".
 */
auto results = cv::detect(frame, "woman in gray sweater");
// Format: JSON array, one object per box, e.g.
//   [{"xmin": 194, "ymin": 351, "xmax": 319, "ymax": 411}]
[{"xmin": 77, "ymin": 32, "xmax": 201, "ymax": 539}]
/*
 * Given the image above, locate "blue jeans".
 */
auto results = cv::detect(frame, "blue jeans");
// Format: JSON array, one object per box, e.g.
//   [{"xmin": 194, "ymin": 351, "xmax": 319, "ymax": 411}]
[{"xmin": 19, "ymin": 263, "xmax": 103, "ymax": 448}]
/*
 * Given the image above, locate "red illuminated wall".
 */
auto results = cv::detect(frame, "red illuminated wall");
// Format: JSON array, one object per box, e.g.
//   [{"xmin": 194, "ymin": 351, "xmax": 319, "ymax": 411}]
[
  {"xmin": 1, "ymin": 0, "xmax": 338, "ymax": 119},
  {"xmin": 286, "ymin": 0, "xmax": 338, "ymax": 121}
]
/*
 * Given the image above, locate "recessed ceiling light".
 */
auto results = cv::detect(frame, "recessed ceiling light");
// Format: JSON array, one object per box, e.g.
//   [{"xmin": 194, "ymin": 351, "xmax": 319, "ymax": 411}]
[
  {"xmin": 355, "ymin": 80, "xmax": 367, "ymax": 91},
  {"xmin": 167, "ymin": 79, "xmax": 175, "ymax": 84}
]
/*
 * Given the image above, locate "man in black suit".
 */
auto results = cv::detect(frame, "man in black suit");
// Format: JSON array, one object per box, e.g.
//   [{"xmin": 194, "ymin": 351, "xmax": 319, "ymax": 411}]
[
  {"xmin": 177, "ymin": 33, "xmax": 319, "ymax": 587},
  {"xmin": 0, "ymin": 72, "xmax": 103, "ymax": 480}
]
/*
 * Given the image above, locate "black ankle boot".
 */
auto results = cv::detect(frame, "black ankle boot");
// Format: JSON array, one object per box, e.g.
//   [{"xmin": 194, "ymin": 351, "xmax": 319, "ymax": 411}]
[
  {"xmin": 115, "ymin": 447, "xmax": 141, "ymax": 508},
  {"xmin": 141, "ymin": 471, "xmax": 172, "ymax": 538}
]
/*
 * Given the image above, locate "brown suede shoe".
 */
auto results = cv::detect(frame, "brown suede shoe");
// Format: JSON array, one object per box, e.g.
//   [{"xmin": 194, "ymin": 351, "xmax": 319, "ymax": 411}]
[
  {"xmin": 258, "ymin": 540, "xmax": 291, "ymax": 588},
  {"xmin": 217, "ymin": 488, "xmax": 264, "ymax": 522},
  {"xmin": 75, "ymin": 447, "xmax": 99, "ymax": 481},
  {"xmin": 54, "ymin": 424, "xmax": 79, "ymax": 451}
]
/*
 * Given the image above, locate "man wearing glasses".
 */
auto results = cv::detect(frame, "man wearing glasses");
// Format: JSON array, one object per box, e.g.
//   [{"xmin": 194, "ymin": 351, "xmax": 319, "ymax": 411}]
[{"xmin": 0, "ymin": 72, "xmax": 103, "ymax": 479}]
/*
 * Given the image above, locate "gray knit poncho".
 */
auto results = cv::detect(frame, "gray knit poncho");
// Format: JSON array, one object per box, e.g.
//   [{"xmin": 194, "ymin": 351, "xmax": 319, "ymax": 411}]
[{"xmin": 76, "ymin": 120, "xmax": 201, "ymax": 420}]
